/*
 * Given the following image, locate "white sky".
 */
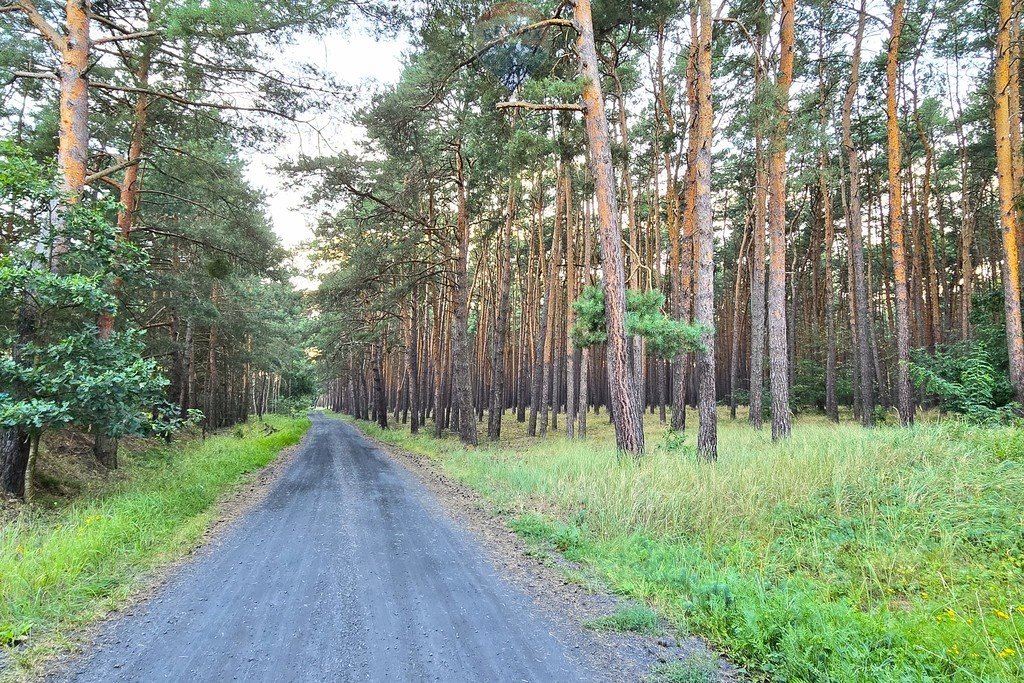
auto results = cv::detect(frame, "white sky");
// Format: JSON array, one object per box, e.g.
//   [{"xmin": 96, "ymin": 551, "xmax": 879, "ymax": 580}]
[{"xmin": 242, "ymin": 28, "xmax": 409, "ymax": 254}]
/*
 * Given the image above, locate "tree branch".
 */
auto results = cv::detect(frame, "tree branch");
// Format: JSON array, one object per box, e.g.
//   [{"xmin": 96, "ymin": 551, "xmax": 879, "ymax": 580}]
[
  {"xmin": 420, "ymin": 17, "xmax": 574, "ymax": 109},
  {"xmin": 13, "ymin": 1, "xmax": 65, "ymax": 51},
  {"xmin": 132, "ymin": 227, "xmax": 264, "ymax": 268},
  {"xmin": 93, "ymin": 30, "xmax": 160, "ymax": 45},
  {"xmin": 496, "ymin": 100, "xmax": 583, "ymax": 112},
  {"xmin": 10, "ymin": 71, "xmax": 301, "ymax": 120},
  {"xmin": 342, "ymin": 183, "xmax": 435, "ymax": 232},
  {"xmin": 85, "ymin": 157, "xmax": 140, "ymax": 185}
]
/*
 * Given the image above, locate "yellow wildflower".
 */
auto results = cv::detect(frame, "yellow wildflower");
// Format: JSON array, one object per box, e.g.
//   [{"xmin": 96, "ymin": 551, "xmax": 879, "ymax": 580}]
[
  {"xmin": 998, "ymin": 648, "xmax": 1016, "ymax": 659},
  {"xmin": 995, "ymin": 609, "xmax": 1011, "ymax": 620}
]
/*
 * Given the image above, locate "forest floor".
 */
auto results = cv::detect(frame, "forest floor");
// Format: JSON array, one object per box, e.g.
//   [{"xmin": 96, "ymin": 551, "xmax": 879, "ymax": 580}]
[
  {"xmin": 350, "ymin": 407, "xmax": 1024, "ymax": 683},
  {"xmin": 0, "ymin": 416, "xmax": 309, "ymax": 681}
]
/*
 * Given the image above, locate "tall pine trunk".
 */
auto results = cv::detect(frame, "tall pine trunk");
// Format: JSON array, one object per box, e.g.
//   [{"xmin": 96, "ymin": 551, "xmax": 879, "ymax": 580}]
[
  {"xmin": 488, "ymin": 186, "xmax": 516, "ymax": 440},
  {"xmin": 767, "ymin": 0, "xmax": 795, "ymax": 440},
  {"xmin": 995, "ymin": 0, "xmax": 1024, "ymax": 404},
  {"xmin": 452, "ymin": 151, "xmax": 478, "ymax": 445},
  {"xmin": 843, "ymin": 0, "xmax": 874, "ymax": 426},
  {"xmin": 886, "ymin": 0, "xmax": 915, "ymax": 426},
  {"xmin": 749, "ymin": 33, "xmax": 767, "ymax": 430},
  {"xmin": 819, "ymin": 33, "xmax": 839, "ymax": 423},
  {"xmin": 693, "ymin": 0, "xmax": 717, "ymax": 461},
  {"xmin": 573, "ymin": 0, "xmax": 644, "ymax": 456}
]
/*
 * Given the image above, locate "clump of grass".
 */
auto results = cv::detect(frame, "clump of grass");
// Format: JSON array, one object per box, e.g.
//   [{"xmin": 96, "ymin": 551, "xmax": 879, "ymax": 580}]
[
  {"xmin": 585, "ymin": 604, "xmax": 661, "ymax": 635},
  {"xmin": 647, "ymin": 654, "xmax": 719, "ymax": 683},
  {"xmin": 349, "ymin": 409, "xmax": 1024, "ymax": 682},
  {"xmin": 0, "ymin": 415, "xmax": 309, "ymax": 676}
]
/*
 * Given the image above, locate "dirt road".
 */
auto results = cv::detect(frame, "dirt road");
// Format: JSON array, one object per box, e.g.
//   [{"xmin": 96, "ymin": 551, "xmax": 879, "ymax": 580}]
[{"xmin": 63, "ymin": 413, "xmax": 603, "ymax": 682}]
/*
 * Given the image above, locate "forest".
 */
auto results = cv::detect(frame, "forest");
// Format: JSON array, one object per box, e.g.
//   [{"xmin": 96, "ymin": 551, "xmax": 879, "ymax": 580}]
[
  {"xmin": 309, "ymin": 0, "xmax": 1024, "ymax": 461},
  {"xmin": 2, "ymin": 0, "xmax": 1024, "ymax": 681}
]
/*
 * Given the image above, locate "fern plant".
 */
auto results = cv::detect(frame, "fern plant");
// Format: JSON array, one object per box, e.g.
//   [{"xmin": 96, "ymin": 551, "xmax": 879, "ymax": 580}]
[{"xmin": 909, "ymin": 341, "xmax": 1018, "ymax": 423}]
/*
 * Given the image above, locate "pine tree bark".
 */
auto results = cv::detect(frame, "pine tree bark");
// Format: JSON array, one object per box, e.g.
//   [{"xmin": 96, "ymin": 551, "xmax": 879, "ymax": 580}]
[
  {"xmin": 573, "ymin": 0, "xmax": 644, "ymax": 456},
  {"xmin": 528, "ymin": 190, "xmax": 550, "ymax": 437},
  {"xmin": 886, "ymin": 0, "xmax": 915, "ymax": 426},
  {"xmin": 179, "ymin": 319, "xmax": 194, "ymax": 418},
  {"xmin": 372, "ymin": 342, "xmax": 388, "ymax": 429},
  {"xmin": 693, "ymin": 0, "xmax": 717, "ymax": 461},
  {"xmin": 540, "ymin": 175, "xmax": 564, "ymax": 436},
  {"xmin": 914, "ymin": 106, "xmax": 942, "ymax": 349},
  {"xmin": 407, "ymin": 293, "xmax": 420, "ymax": 434},
  {"xmin": 452, "ymin": 150, "xmax": 479, "ymax": 445},
  {"xmin": 488, "ymin": 186, "xmax": 516, "ymax": 440},
  {"xmin": 842, "ymin": 0, "xmax": 874, "ymax": 426},
  {"xmin": 819, "ymin": 36, "xmax": 839, "ymax": 423},
  {"xmin": 767, "ymin": 0, "xmax": 795, "ymax": 440},
  {"xmin": 995, "ymin": 0, "xmax": 1024, "ymax": 404},
  {"xmin": 565, "ymin": 178, "xmax": 579, "ymax": 438},
  {"xmin": 729, "ymin": 219, "xmax": 749, "ymax": 420},
  {"xmin": 749, "ymin": 32, "xmax": 767, "ymax": 430}
]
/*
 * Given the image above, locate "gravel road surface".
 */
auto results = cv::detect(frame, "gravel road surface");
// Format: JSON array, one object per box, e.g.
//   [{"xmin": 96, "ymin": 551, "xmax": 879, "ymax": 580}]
[{"xmin": 63, "ymin": 413, "xmax": 602, "ymax": 682}]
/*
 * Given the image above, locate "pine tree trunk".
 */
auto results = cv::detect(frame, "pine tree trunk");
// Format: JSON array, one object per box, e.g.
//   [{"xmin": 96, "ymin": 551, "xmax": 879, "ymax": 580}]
[
  {"xmin": 540, "ymin": 175, "xmax": 564, "ymax": 436},
  {"xmin": 23, "ymin": 432, "xmax": 39, "ymax": 505},
  {"xmin": 58, "ymin": 0, "xmax": 90, "ymax": 197},
  {"xmin": 180, "ymin": 319, "xmax": 194, "ymax": 419},
  {"xmin": 749, "ymin": 34, "xmax": 768, "ymax": 430},
  {"xmin": 843, "ymin": 0, "xmax": 874, "ymax": 426},
  {"xmin": 693, "ymin": 0, "xmax": 717, "ymax": 461},
  {"xmin": 452, "ymin": 150, "xmax": 479, "ymax": 445},
  {"xmin": 565, "ymin": 182, "xmax": 578, "ymax": 438},
  {"xmin": 914, "ymin": 108, "xmax": 942, "ymax": 349},
  {"xmin": 0, "ymin": 428, "xmax": 28, "ymax": 499},
  {"xmin": 819, "ymin": 40, "xmax": 839, "ymax": 423},
  {"xmin": 528, "ymin": 197, "xmax": 550, "ymax": 437},
  {"xmin": 886, "ymin": 0, "xmax": 915, "ymax": 426},
  {"xmin": 995, "ymin": 0, "xmax": 1024, "ymax": 404},
  {"xmin": 489, "ymin": 187, "xmax": 517, "ymax": 440},
  {"xmin": 729, "ymin": 218, "xmax": 750, "ymax": 420},
  {"xmin": 433, "ymin": 293, "xmax": 445, "ymax": 436},
  {"xmin": 767, "ymin": 0, "xmax": 795, "ymax": 440},
  {"xmin": 407, "ymin": 293, "xmax": 420, "ymax": 434},
  {"xmin": 573, "ymin": 0, "xmax": 644, "ymax": 456}
]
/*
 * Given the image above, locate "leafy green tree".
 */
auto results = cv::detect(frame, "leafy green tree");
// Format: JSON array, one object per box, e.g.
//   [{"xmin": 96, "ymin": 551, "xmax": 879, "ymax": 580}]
[{"xmin": 0, "ymin": 144, "xmax": 165, "ymax": 500}]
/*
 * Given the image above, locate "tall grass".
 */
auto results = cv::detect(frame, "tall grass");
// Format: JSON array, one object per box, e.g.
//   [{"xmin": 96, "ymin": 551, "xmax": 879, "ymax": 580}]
[
  {"xmin": 0, "ymin": 416, "xmax": 309, "ymax": 676},
  {"xmin": 352, "ymin": 410, "xmax": 1024, "ymax": 682}
]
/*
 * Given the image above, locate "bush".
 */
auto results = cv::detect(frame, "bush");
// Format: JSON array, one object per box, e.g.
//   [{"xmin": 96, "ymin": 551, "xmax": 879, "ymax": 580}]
[{"xmin": 909, "ymin": 341, "xmax": 1018, "ymax": 423}]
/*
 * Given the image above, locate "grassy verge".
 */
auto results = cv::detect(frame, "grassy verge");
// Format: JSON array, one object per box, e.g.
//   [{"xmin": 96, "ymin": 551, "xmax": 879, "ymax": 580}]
[
  {"xmin": 0, "ymin": 415, "xmax": 309, "ymax": 678},
  {"xmin": 346, "ymin": 410, "xmax": 1024, "ymax": 682}
]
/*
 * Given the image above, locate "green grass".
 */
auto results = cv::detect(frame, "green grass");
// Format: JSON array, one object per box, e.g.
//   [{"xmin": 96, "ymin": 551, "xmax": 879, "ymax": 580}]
[
  {"xmin": 647, "ymin": 655, "xmax": 719, "ymax": 683},
  {"xmin": 0, "ymin": 415, "xmax": 309, "ymax": 678},
  {"xmin": 348, "ymin": 409, "xmax": 1024, "ymax": 682},
  {"xmin": 584, "ymin": 603, "xmax": 661, "ymax": 635}
]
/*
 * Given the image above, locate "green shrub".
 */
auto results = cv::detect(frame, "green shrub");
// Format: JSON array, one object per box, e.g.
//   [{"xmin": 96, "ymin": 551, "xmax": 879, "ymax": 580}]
[{"xmin": 910, "ymin": 341, "xmax": 1018, "ymax": 422}]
